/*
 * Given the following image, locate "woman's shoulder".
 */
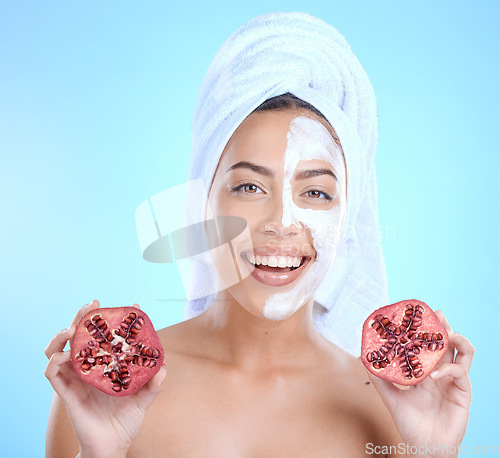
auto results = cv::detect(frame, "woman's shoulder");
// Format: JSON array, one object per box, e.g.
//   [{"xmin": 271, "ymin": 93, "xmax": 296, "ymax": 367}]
[
  {"xmin": 301, "ymin": 337, "xmax": 405, "ymax": 454},
  {"xmin": 312, "ymin": 331, "xmax": 369, "ymax": 380},
  {"xmin": 156, "ymin": 314, "xmax": 211, "ymax": 361}
]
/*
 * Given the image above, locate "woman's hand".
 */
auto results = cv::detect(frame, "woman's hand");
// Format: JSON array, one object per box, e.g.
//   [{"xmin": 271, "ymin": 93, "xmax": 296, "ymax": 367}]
[
  {"xmin": 368, "ymin": 310, "xmax": 473, "ymax": 458},
  {"xmin": 44, "ymin": 300, "xmax": 167, "ymax": 458}
]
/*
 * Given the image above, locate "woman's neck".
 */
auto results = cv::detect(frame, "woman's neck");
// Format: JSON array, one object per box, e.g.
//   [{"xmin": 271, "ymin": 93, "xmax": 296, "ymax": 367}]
[{"xmin": 199, "ymin": 292, "xmax": 326, "ymax": 374}]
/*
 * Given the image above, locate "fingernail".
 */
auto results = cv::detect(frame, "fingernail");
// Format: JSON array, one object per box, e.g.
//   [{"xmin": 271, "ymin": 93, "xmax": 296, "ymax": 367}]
[{"xmin": 430, "ymin": 370, "xmax": 439, "ymax": 379}]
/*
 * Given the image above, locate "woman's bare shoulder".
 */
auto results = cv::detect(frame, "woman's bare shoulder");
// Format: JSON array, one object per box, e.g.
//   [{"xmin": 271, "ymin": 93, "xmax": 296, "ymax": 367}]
[
  {"xmin": 156, "ymin": 314, "xmax": 211, "ymax": 361},
  {"xmin": 310, "ymin": 339, "xmax": 405, "ymax": 456},
  {"xmin": 316, "ymin": 340, "xmax": 391, "ymax": 412}
]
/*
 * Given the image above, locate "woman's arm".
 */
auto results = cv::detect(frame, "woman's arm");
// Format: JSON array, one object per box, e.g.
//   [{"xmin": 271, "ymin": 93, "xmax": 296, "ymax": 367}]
[{"xmin": 46, "ymin": 392, "xmax": 80, "ymax": 457}]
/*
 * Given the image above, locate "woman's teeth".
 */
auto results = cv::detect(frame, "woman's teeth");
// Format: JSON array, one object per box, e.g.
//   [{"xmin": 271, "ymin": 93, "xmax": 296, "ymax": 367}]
[{"xmin": 244, "ymin": 254, "xmax": 303, "ymax": 268}]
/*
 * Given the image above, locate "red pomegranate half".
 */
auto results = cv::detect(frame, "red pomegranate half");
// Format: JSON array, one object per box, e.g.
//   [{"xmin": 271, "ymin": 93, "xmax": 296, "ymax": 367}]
[
  {"xmin": 71, "ymin": 307, "xmax": 164, "ymax": 396},
  {"xmin": 361, "ymin": 300, "xmax": 448, "ymax": 386}
]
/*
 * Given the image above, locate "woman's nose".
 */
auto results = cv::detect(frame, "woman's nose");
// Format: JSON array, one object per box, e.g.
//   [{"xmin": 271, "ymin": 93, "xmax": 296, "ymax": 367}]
[
  {"xmin": 261, "ymin": 194, "xmax": 302, "ymax": 237},
  {"xmin": 264, "ymin": 220, "xmax": 301, "ymax": 237}
]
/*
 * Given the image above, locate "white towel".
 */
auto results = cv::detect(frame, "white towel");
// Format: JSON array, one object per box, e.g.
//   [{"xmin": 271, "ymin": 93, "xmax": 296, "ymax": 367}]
[{"xmin": 182, "ymin": 12, "xmax": 388, "ymax": 357}]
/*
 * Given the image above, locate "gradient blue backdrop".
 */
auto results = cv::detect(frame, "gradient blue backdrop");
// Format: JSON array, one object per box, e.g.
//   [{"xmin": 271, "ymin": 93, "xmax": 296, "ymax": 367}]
[{"xmin": 1, "ymin": 0, "xmax": 498, "ymax": 455}]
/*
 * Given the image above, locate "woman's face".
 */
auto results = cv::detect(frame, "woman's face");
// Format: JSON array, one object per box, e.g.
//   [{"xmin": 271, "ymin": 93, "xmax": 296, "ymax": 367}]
[{"xmin": 207, "ymin": 109, "xmax": 346, "ymax": 320}]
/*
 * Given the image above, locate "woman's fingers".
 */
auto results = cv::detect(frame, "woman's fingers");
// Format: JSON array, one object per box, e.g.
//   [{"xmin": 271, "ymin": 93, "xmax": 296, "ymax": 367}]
[
  {"xmin": 45, "ymin": 351, "xmax": 73, "ymax": 398},
  {"xmin": 435, "ymin": 310, "xmax": 452, "ymax": 333},
  {"xmin": 44, "ymin": 301, "xmax": 100, "ymax": 359},
  {"xmin": 69, "ymin": 300, "xmax": 100, "ymax": 330},
  {"xmin": 434, "ymin": 310, "xmax": 456, "ymax": 363},
  {"xmin": 430, "ymin": 362, "xmax": 471, "ymax": 394},
  {"xmin": 434, "ymin": 310, "xmax": 474, "ymax": 374},
  {"xmin": 45, "ymin": 326, "xmax": 75, "ymax": 359},
  {"xmin": 449, "ymin": 332, "xmax": 474, "ymax": 374},
  {"xmin": 44, "ymin": 301, "xmax": 102, "ymax": 398},
  {"xmin": 45, "ymin": 350, "xmax": 91, "ymax": 406}
]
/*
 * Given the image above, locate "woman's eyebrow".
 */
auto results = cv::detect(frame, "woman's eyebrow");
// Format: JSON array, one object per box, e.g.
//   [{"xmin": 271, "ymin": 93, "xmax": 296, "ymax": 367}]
[
  {"xmin": 294, "ymin": 168, "xmax": 338, "ymax": 182},
  {"xmin": 225, "ymin": 161, "xmax": 274, "ymax": 176}
]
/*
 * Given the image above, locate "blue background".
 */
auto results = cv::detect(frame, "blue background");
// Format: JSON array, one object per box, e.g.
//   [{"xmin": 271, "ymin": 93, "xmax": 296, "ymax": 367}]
[{"xmin": 1, "ymin": 0, "xmax": 498, "ymax": 455}]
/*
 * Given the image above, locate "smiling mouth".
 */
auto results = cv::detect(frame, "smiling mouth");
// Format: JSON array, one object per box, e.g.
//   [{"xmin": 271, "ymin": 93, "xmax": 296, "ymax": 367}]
[
  {"xmin": 240, "ymin": 252, "xmax": 312, "ymax": 287},
  {"xmin": 242, "ymin": 253, "xmax": 310, "ymax": 271}
]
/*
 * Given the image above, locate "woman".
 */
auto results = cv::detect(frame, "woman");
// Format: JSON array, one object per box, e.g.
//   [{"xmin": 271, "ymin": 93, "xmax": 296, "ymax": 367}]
[{"xmin": 45, "ymin": 13, "xmax": 473, "ymax": 457}]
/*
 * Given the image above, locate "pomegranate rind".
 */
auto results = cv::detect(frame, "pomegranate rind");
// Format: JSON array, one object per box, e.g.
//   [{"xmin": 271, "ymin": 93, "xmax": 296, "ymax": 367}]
[
  {"xmin": 361, "ymin": 299, "xmax": 449, "ymax": 386},
  {"xmin": 70, "ymin": 307, "xmax": 164, "ymax": 397}
]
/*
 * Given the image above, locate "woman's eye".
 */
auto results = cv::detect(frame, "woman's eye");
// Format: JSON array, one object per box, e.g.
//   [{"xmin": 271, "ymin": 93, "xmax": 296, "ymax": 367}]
[
  {"xmin": 302, "ymin": 190, "xmax": 333, "ymax": 201},
  {"xmin": 230, "ymin": 182, "xmax": 263, "ymax": 194},
  {"xmin": 243, "ymin": 183, "xmax": 259, "ymax": 193}
]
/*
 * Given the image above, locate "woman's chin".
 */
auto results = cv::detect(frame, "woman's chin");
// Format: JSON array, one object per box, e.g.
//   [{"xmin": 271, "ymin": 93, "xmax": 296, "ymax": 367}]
[
  {"xmin": 222, "ymin": 256, "xmax": 317, "ymax": 322},
  {"xmin": 262, "ymin": 307, "xmax": 296, "ymax": 321},
  {"xmin": 227, "ymin": 287, "xmax": 306, "ymax": 322}
]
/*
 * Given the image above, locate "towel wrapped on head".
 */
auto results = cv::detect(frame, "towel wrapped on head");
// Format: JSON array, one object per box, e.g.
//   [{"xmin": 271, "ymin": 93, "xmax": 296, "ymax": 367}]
[{"xmin": 183, "ymin": 12, "xmax": 388, "ymax": 357}]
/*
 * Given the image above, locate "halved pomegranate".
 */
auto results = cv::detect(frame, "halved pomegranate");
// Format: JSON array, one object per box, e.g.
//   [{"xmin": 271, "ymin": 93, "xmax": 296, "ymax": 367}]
[
  {"xmin": 71, "ymin": 307, "xmax": 164, "ymax": 396},
  {"xmin": 361, "ymin": 300, "xmax": 448, "ymax": 386}
]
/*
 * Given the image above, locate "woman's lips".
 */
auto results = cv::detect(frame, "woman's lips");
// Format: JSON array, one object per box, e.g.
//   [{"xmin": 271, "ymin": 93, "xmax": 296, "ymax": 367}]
[{"xmin": 240, "ymin": 253, "xmax": 312, "ymax": 287}]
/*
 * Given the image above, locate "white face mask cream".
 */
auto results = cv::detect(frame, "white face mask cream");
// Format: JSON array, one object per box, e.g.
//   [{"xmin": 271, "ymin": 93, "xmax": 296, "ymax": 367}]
[{"xmin": 263, "ymin": 115, "xmax": 346, "ymax": 320}]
